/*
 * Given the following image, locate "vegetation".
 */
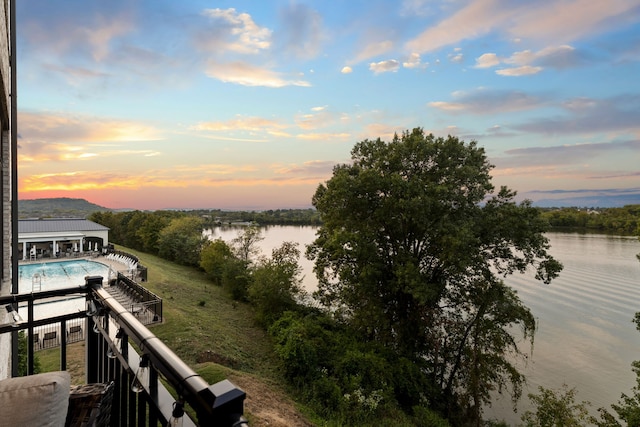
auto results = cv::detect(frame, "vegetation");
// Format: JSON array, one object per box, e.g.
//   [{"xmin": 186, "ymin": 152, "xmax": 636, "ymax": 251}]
[
  {"xmin": 540, "ymin": 205, "xmax": 640, "ymax": 235},
  {"xmin": 521, "ymin": 384, "xmax": 593, "ymax": 426},
  {"xmin": 27, "ymin": 130, "xmax": 640, "ymax": 425},
  {"xmin": 198, "ymin": 208, "xmax": 322, "ymax": 226},
  {"xmin": 19, "ymin": 197, "xmax": 110, "ymax": 219},
  {"xmin": 83, "ymin": 129, "xmax": 570, "ymax": 425},
  {"xmin": 17, "ymin": 331, "xmax": 41, "ymax": 376},
  {"xmin": 306, "ymin": 129, "xmax": 561, "ymax": 424}
]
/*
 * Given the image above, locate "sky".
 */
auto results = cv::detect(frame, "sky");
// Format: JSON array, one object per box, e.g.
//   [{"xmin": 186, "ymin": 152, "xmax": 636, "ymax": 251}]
[{"xmin": 15, "ymin": 0, "xmax": 640, "ymax": 210}]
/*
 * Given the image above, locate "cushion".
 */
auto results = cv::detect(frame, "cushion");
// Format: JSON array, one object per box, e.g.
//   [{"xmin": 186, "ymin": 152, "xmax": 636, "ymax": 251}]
[{"xmin": 0, "ymin": 370, "xmax": 70, "ymax": 426}]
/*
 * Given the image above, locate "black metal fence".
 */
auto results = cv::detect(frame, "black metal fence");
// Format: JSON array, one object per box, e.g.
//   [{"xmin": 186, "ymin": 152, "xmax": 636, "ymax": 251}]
[
  {"xmin": 113, "ymin": 273, "xmax": 162, "ymax": 324},
  {"xmin": 0, "ymin": 277, "xmax": 248, "ymax": 426}
]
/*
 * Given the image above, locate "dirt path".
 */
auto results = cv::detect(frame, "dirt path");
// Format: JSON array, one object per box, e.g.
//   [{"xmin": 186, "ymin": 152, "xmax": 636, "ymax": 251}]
[{"xmin": 229, "ymin": 373, "xmax": 315, "ymax": 427}]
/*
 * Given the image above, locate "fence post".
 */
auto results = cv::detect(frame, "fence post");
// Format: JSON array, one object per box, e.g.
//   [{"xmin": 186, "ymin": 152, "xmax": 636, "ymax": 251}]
[{"xmin": 85, "ymin": 276, "xmax": 104, "ymax": 383}]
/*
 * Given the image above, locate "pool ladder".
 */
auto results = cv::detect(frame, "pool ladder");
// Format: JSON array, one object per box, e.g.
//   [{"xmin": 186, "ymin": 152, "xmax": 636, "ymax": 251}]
[{"xmin": 32, "ymin": 274, "xmax": 42, "ymax": 292}]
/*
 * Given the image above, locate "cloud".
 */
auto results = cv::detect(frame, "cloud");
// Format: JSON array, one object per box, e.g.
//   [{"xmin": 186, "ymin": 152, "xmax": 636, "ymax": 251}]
[
  {"xmin": 448, "ymin": 53, "xmax": 464, "ymax": 63},
  {"xmin": 192, "ymin": 116, "xmax": 287, "ymax": 133},
  {"xmin": 295, "ymin": 108, "xmax": 341, "ymax": 130},
  {"xmin": 295, "ymin": 132, "xmax": 351, "ymax": 141},
  {"xmin": 369, "ymin": 59, "xmax": 400, "ymax": 74},
  {"xmin": 429, "ymin": 88, "xmax": 545, "ymax": 114},
  {"xmin": 508, "ymin": 139, "xmax": 639, "ymax": 157},
  {"xmin": 273, "ymin": 160, "xmax": 336, "ymax": 176},
  {"xmin": 507, "ymin": 0, "xmax": 640, "ymax": 45},
  {"xmin": 403, "ymin": 53, "xmax": 425, "ymax": 69},
  {"xmin": 478, "ymin": 45, "xmax": 585, "ymax": 75},
  {"xmin": 489, "ymin": 140, "xmax": 640, "ymax": 198},
  {"xmin": 352, "ymin": 40, "xmax": 394, "ymax": 64},
  {"xmin": 274, "ymin": 3, "xmax": 324, "ymax": 59},
  {"xmin": 341, "ymin": 66, "xmax": 353, "ymax": 74},
  {"xmin": 514, "ymin": 95, "xmax": 640, "ymax": 136},
  {"xmin": 405, "ymin": 0, "xmax": 514, "ymax": 54},
  {"xmin": 405, "ymin": 0, "xmax": 640, "ymax": 54},
  {"xmin": 496, "ymin": 65, "xmax": 543, "ymax": 76},
  {"xmin": 19, "ymin": 111, "xmax": 162, "ymax": 145},
  {"xmin": 198, "ymin": 8, "xmax": 271, "ymax": 55},
  {"xmin": 475, "ymin": 53, "xmax": 501, "ymax": 68},
  {"xmin": 20, "ymin": 5, "xmax": 135, "ymax": 61},
  {"xmin": 400, "ymin": 0, "xmax": 434, "ymax": 17},
  {"xmin": 205, "ymin": 61, "xmax": 311, "ymax": 87}
]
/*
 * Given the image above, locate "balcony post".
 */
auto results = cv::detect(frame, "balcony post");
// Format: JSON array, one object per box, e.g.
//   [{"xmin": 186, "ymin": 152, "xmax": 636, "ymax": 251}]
[
  {"xmin": 60, "ymin": 318, "xmax": 67, "ymax": 371},
  {"xmin": 27, "ymin": 299, "xmax": 34, "ymax": 374},
  {"xmin": 86, "ymin": 276, "xmax": 104, "ymax": 383}
]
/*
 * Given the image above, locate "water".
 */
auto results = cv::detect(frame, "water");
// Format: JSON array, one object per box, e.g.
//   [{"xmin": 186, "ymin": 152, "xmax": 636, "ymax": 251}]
[
  {"xmin": 19, "ymin": 259, "xmax": 110, "ymax": 292},
  {"xmin": 487, "ymin": 233, "xmax": 640, "ymax": 423},
  {"xmin": 18, "ymin": 259, "xmax": 110, "ymax": 320},
  {"xmin": 207, "ymin": 226, "xmax": 640, "ymax": 423},
  {"xmin": 204, "ymin": 225, "xmax": 319, "ymax": 291}
]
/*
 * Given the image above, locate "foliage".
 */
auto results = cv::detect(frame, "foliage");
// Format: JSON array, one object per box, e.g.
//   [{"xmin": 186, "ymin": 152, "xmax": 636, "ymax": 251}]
[
  {"xmin": 157, "ymin": 216, "xmax": 206, "ymax": 266},
  {"xmin": 606, "ymin": 362, "xmax": 640, "ymax": 426},
  {"xmin": 307, "ymin": 129, "xmax": 562, "ymax": 424},
  {"xmin": 249, "ymin": 241, "xmax": 304, "ymax": 326},
  {"xmin": 17, "ymin": 331, "xmax": 41, "ymax": 376},
  {"xmin": 200, "ymin": 208, "xmax": 322, "ymax": 226},
  {"xmin": 221, "ymin": 256, "xmax": 251, "ymax": 301},
  {"xmin": 231, "ymin": 225, "xmax": 264, "ymax": 265},
  {"xmin": 540, "ymin": 205, "xmax": 640, "ymax": 235},
  {"xmin": 592, "ymin": 228, "xmax": 640, "ymax": 426},
  {"xmin": 521, "ymin": 384, "xmax": 593, "ymax": 427},
  {"xmin": 268, "ymin": 310, "xmax": 412, "ymax": 424},
  {"xmin": 19, "ymin": 197, "xmax": 110, "ymax": 219},
  {"xmin": 199, "ymin": 238, "xmax": 236, "ymax": 286},
  {"xmin": 411, "ymin": 406, "xmax": 452, "ymax": 427},
  {"xmin": 89, "ymin": 210, "xmax": 184, "ymax": 255},
  {"xmin": 595, "ymin": 313, "xmax": 640, "ymax": 426}
]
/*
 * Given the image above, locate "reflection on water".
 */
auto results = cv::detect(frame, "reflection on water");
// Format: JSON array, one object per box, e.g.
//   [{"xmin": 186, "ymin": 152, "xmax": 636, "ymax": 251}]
[
  {"xmin": 487, "ymin": 233, "xmax": 640, "ymax": 423},
  {"xmin": 207, "ymin": 227, "xmax": 640, "ymax": 422}
]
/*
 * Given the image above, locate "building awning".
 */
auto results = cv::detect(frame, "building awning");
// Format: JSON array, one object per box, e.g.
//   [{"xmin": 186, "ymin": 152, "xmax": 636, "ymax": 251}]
[{"xmin": 18, "ymin": 232, "xmax": 86, "ymax": 242}]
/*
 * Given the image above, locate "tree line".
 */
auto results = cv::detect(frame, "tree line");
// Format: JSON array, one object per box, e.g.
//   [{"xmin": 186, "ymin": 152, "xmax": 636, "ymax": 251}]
[
  {"xmin": 89, "ymin": 129, "xmax": 640, "ymax": 426},
  {"xmin": 540, "ymin": 205, "xmax": 640, "ymax": 235}
]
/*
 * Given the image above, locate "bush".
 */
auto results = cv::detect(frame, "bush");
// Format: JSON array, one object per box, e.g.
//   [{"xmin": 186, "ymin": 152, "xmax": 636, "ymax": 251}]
[{"xmin": 411, "ymin": 406, "xmax": 451, "ymax": 427}]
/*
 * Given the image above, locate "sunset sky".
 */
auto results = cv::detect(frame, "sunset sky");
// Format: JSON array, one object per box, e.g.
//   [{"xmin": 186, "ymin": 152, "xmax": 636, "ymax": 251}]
[{"xmin": 16, "ymin": 0, "xmax": 640, "ymax": 210}]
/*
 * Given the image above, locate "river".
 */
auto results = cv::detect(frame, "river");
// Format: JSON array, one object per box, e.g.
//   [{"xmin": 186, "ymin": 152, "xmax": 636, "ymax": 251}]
[{"xmin": 206, "ymin": 226, "xmax": 640, "ymax": 423}]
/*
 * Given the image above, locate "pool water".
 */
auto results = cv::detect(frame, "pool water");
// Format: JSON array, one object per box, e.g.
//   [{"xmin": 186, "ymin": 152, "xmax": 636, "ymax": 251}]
[
  {"xmin": 19, "ymin": 259, "xmax": 111, "ymax": 292},
  {"xmin": 18, "ymin": 260, "xmax": 112, "ymax": 320}
]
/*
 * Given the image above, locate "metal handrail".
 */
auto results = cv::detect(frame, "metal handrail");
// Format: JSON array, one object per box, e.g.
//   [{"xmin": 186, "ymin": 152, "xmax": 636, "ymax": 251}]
[
  {"xmin": 0, "ymin": 278, "xmax": 248, "ymax": 426},
  {"xmin": 87, "ymin": 276, "xmax": 248, "ymax": 426}
]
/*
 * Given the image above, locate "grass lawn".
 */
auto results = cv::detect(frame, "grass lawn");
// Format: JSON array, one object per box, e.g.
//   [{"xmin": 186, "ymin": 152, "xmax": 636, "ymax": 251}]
[{"xmin": 39, "ymin": 246, "xmax": 313, "ymax": 426}]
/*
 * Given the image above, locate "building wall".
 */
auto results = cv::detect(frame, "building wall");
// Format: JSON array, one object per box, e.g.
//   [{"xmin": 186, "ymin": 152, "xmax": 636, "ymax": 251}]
[
  {"xmin": 0, "ymin": 0, "xmax": 13, "ymax": 380},
  {"xmin": 0, "ymin": 0, "xmax": 10, "ymax": 289}
]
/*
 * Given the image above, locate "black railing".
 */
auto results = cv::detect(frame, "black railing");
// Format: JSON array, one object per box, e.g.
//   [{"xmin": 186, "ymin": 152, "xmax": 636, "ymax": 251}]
[
  {"xmin": 113, "ymin": 273, "xmax": 162, "ymax": 324},
  {"xmin": 0, "ymin": 277, "xmax": 248, "ymax": 426}
]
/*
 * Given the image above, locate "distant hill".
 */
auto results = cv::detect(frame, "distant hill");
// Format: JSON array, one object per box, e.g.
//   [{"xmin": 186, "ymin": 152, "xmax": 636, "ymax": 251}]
[{"xmin": 18, "ymin": 197, "xmax": 111, "ymax": 219}]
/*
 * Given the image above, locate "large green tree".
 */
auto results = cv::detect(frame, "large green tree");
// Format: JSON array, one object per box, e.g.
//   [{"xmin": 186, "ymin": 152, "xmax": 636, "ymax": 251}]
[
  {"xmin": 249, "ymin": 241, "xmax": 304, "ymax": 326},
  {"xmin": 307, "ymin": 129, "xmax": 562, "ymax": 423},
  {"xmin": 157, "ymin": 216, "xmax": 206, "ymax": 266}
]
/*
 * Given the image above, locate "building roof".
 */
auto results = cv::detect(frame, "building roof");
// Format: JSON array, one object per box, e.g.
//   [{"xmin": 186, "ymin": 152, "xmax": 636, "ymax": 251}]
[{"xmin": 19, "ymin": 219, "xmax": 109, "ymax": 234}]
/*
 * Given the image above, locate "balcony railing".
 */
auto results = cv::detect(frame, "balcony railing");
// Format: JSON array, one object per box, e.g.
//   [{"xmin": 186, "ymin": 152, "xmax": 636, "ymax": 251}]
[{"xmin": 0, "ymin": 276, "xmax": 248, "ymax": 426}]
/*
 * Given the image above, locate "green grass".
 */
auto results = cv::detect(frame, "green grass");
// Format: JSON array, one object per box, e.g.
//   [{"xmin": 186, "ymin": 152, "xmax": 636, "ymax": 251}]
[
  {"xmin": 115, "ymin": 245, "xmax": 286, "ymax": 383},
  {"xmin": 38, "ymin": 246, "xmax": 307, "ymax": 425}
]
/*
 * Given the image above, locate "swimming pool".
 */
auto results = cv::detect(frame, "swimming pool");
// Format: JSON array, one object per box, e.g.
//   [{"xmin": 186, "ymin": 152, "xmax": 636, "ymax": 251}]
[
  {"xmin": 18, "ymin": 260, "xmax": 113, "ymax": 320},
  {"xmin": 19, "ymin": 259, "xmax": 111, "ymax": 292}
]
